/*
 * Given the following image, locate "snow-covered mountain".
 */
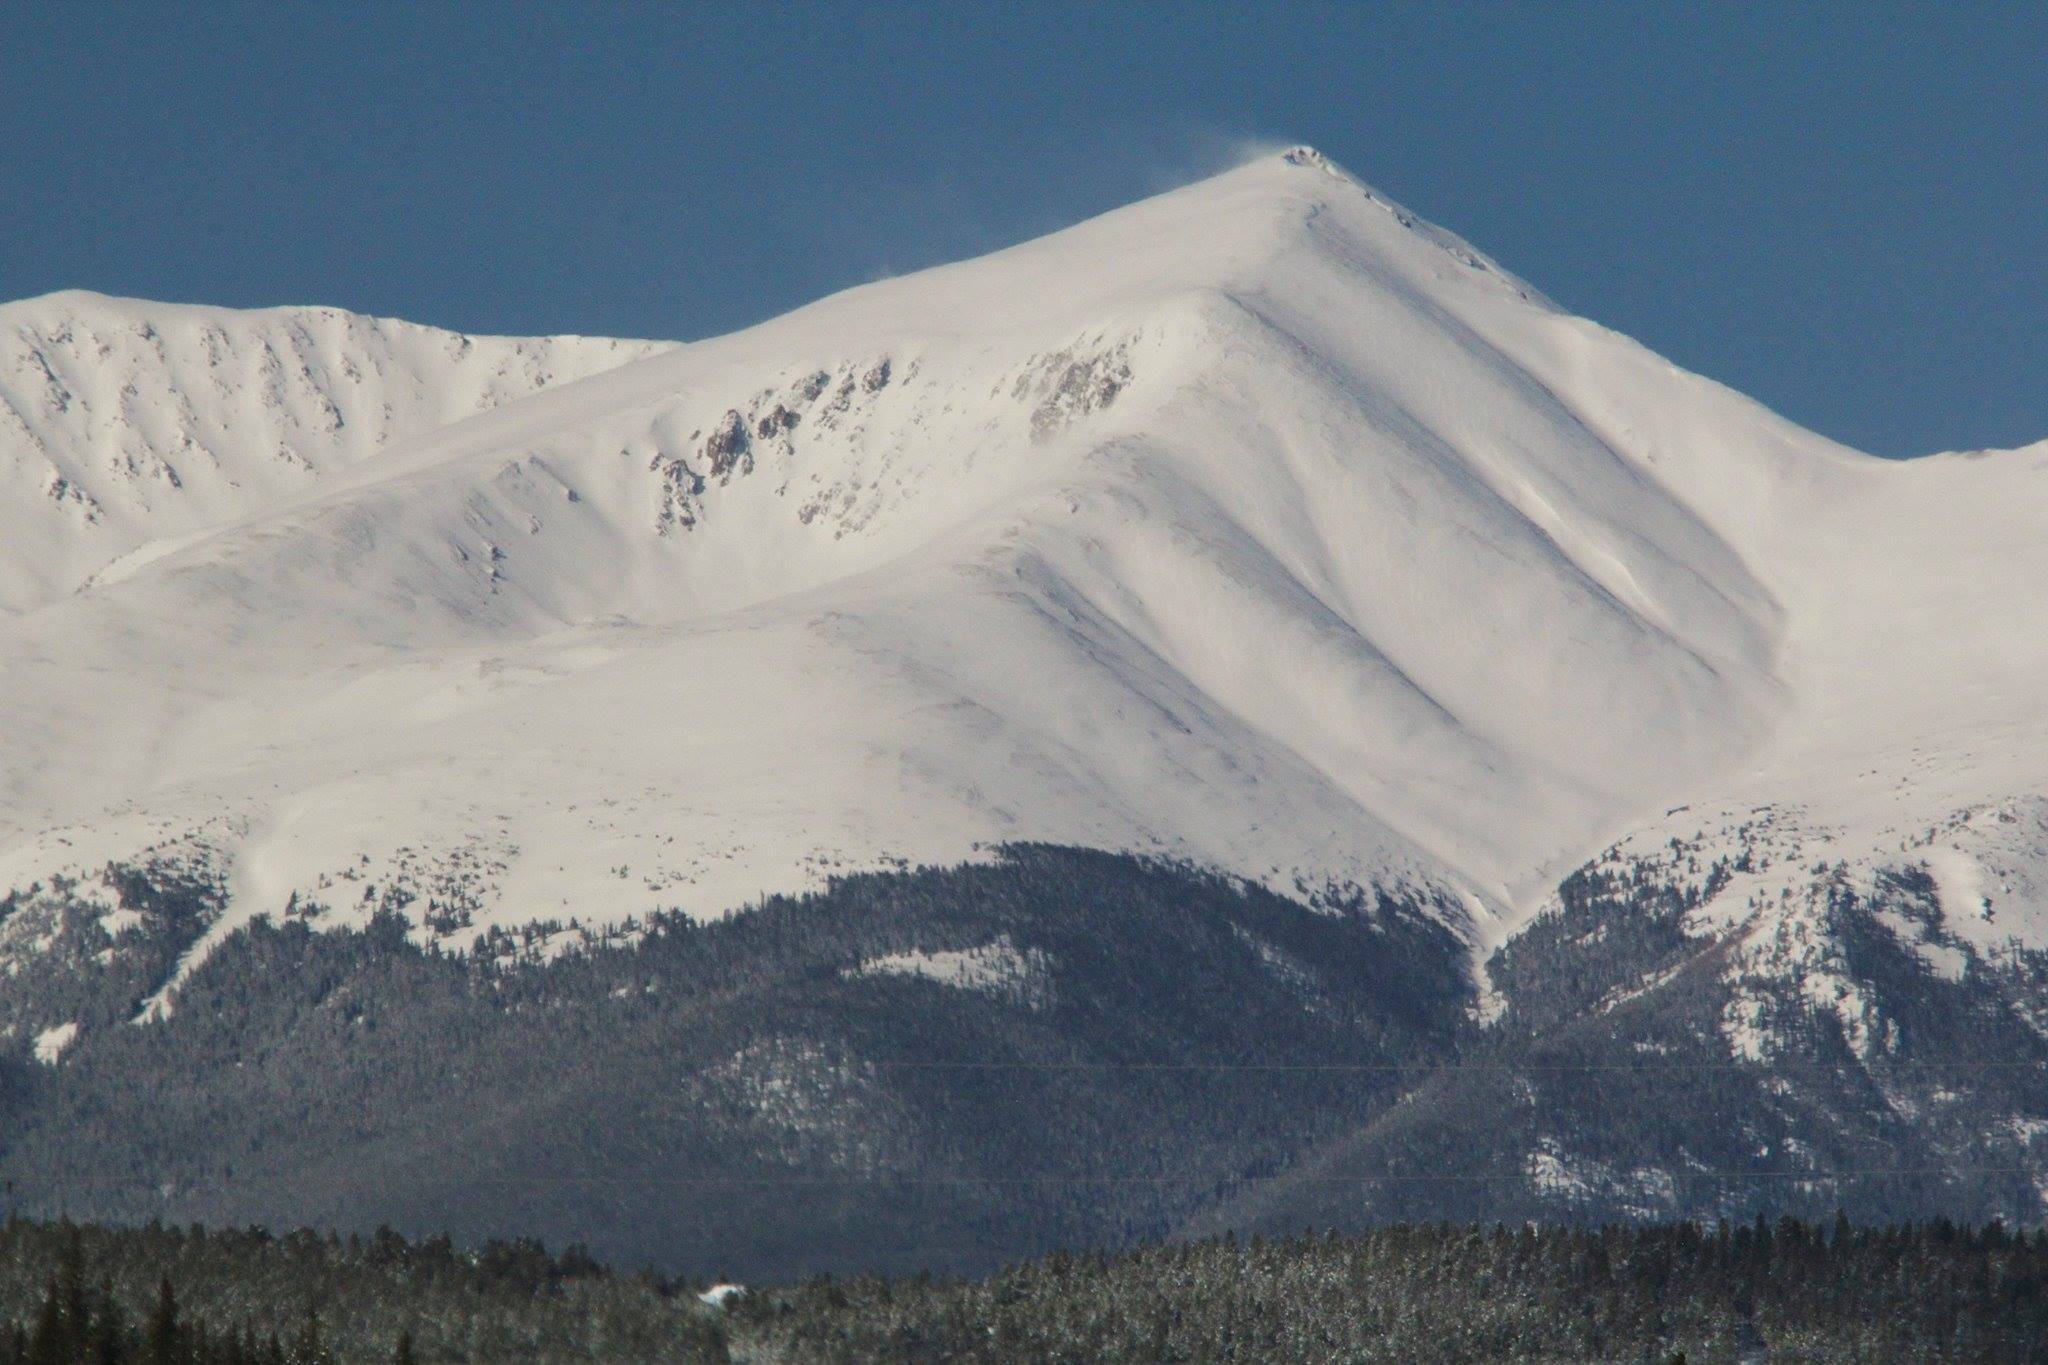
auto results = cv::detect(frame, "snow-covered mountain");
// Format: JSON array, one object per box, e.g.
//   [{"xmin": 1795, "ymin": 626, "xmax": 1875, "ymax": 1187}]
[
  {"xmin": 6, "ymin": 147, "xmax": 2048, "ymax": 1269},
  {"xmin": 1, "ymin": 145, "xmax": 2044, "ymax": 1019}
]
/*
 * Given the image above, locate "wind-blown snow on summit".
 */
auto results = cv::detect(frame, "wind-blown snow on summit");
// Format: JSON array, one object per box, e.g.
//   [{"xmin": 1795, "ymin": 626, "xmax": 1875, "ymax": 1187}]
[{"xmin": 1, "ymin": 149, "xmax": 2042, "ymax": 999}]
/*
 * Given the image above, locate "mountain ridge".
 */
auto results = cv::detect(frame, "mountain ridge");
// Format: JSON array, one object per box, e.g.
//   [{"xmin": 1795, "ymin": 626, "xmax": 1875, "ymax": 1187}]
[{"xmin": 0, "ymin": 286, "xmax": 673, "ymax": 614}]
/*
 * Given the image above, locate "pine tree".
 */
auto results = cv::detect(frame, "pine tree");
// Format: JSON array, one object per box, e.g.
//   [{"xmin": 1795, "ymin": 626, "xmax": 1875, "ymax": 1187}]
[
  {"xmin": 146, "ymin": 1277, "xmax": 181, "ymax": 1365},
  {"xmin": 89, "ymin": 1279, "xmax": 128, "ymax": 1365},
  {"xmin": 285, "ymin": 1311, "xmax": 330, "ymax": 1365},
  {"xmin": 56, "ymin": 1249, "xmax": 89, "ymax": 1364},
  {"xmin": 26, "ymin": 1278, "xmax": 64, "ymax": 1365}
]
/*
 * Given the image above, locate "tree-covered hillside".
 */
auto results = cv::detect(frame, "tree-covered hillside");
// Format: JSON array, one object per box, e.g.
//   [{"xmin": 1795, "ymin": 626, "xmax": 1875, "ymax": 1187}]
[
  {"xmin": 11, "ymin": 842, "xmax": 2048, "ymax": 1280},
  {"xmin": 0, "ymin": 848, "xmax": 1468, "ymax": 1279}
]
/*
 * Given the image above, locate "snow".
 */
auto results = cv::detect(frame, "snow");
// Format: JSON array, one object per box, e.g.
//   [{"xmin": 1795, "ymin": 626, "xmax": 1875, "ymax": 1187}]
[
  {"xmin": 852, "ymin": 937, "xmax": 1051, "ymax": 1006},
  {"xmin": 1923, "ymin": 846, "xmax": 1990, "ymax": 925},
  {"xmin": 31, "ymin": 1021, "xmax": 77, "ymax": 1065},
  {"xmin": 96, "ymin": 907, "xmax": 143, "ymax": 937},
  {"xmin": 0, "ymin": 290, "xmax": 670, "ymax": 613},
  {"xmin": 0, "ymin": 148, "xmax": 2043, "ymax": 1014},
  {"xmin": 1525, "ymin": 1140, "xmax": 1679, "ymax": 1216}
]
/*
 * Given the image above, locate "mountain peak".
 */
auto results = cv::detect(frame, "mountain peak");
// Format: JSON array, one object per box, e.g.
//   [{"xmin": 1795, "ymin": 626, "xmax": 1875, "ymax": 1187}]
[{"xmin": 1277, "ymin": 143, "xmax": 1340, "ymax": 174}]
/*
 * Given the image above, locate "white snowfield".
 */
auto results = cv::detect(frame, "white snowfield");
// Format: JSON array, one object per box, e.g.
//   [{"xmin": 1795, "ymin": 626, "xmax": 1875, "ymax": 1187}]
[
  {"xmin": 0, "ymin": 148, "xmax": 2042, "ymax": 997},
  {"xmin": 0, "ymin": 292, "xmax": 671, "ymax": 613}
]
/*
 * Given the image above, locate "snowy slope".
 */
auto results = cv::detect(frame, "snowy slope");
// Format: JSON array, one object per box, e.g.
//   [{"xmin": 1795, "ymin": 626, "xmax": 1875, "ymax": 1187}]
[
  {"xmin": 0, "ymin": 290, "xmax": 670, "ymax": 612},
  {"xmin": 0, "ymin": 149, "xmax": 2040, "ymax": 1008}
]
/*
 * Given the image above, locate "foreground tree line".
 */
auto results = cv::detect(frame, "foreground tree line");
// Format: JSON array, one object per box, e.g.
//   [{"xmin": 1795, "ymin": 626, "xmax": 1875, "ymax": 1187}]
[
  {"xmin": 0, "ymin": 1217, "xmax": 725, "ymax": 1364},
  {"xmin": 2, "ymin": 1264, "xmax": 334, "ymax": 1365},
  {"xmin": 2, "ymin": 1213, "xmax": 2046, "ymax": 1362},
  {"xmin": 740, "ymin": 1213, "xmax": 2048, "ymax": 1362}
]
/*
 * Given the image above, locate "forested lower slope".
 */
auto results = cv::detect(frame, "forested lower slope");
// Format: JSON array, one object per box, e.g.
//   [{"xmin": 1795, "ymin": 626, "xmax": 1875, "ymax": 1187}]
[
  {"xmin": 12, "ymin": 846, "xmax": 2048, "ymax": 1279},
  {"xmin": 0, "ymin": 848, "xmax": 1468, "ymax": 1279}
]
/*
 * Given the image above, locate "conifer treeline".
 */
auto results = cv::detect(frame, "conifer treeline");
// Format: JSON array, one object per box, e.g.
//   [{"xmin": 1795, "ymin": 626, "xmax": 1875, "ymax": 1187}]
[
  {"xmin": 736, "ymin": 1213, "xmax": 2048, "ymax": 1362},
  {"xmin": 0, "ymin": 1218, "xmax": 726, "ymax": 1364},
  {"xmin": 3, "ymin": 1212, "xmax": 2047, "ymax": 1361},
  {"xmin": 1, "ymin": 1253, "xmax": 335, "ymax": 1365}
]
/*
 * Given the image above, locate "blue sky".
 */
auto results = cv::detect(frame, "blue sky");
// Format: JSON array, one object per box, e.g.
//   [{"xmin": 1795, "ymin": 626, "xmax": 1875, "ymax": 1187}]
[{"xmin": 2, "ymin": 4, "xmax": 2040, "ymax": 458}]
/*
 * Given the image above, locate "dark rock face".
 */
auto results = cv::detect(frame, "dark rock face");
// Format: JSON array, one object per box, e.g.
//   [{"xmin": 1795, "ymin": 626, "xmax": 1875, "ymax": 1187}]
[
  {"xmin": 643, "ymin": 358, "xmax": 897, "ymax": 534},
  {"xmin": 754, "ymin": 404, "xmax": 799, "ymax": 441},
  {"xmin": 1030, "ymin": 351, "xmax": 1131, "ymax": 439},
  {"xmin": 648, "ymin": 450, "xmax": 705, "ymax": 533},
  {"xmin": 703, "ymin": 409, "xmax": 751, "ymax": 479}
]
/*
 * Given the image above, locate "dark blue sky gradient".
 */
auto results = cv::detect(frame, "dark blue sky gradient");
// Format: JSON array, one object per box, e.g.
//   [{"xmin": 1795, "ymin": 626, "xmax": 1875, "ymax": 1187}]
[{"xmin": 2, "ymin": 4, "xmax": 2041, "ymax": 457}]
